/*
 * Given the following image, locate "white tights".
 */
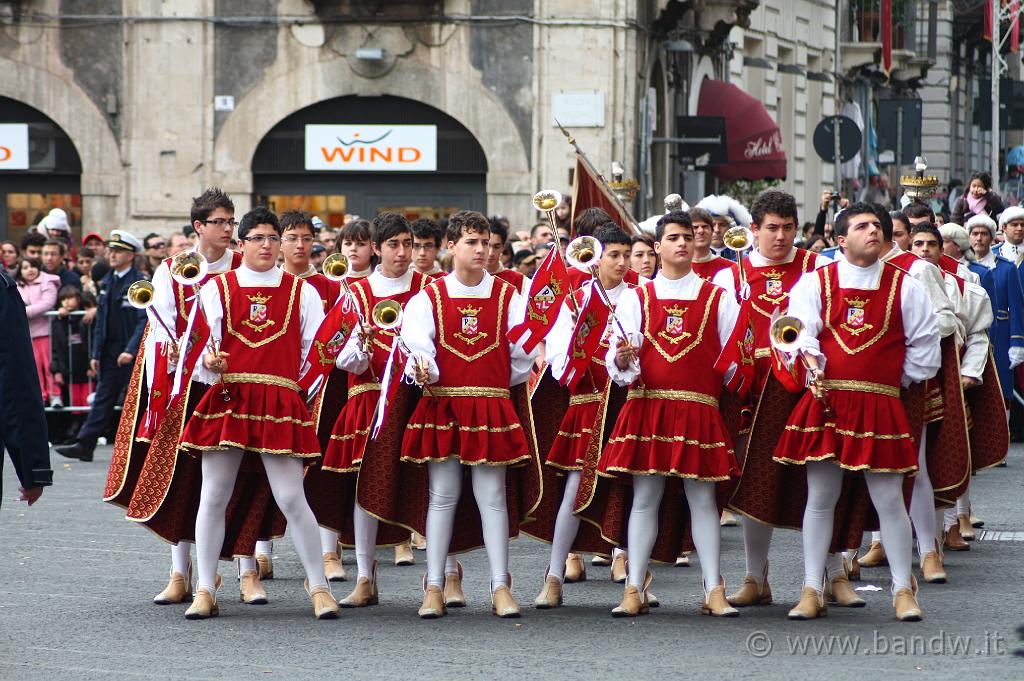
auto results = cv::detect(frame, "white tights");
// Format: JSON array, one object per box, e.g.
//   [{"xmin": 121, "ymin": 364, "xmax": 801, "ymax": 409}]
[
  {"xmin": 547, "ymin": 471, "xmax": 582, "ymax": 582},
  {"xmin": 425, "ymin": 458, "xmax": 509, "ymax": 591},
  {"xmin": 320, "ymin": 527, "xmax": 339, "ymax": 555},
  {"xmin": 194, "ymin": 449, "xmax": 327, "ymax": 594},
  {"xmin": 908, "ymin": 430, "xmax": 938, "ymax": 556},
  {"xmin": 353, "ymin": 504, "xmax": 378, "ymax": 579},
  {"xmin": 803, "ymin": 461, "xmax": 913, "ymax": 594},
  {"xmin": 170, "ymin": 542, "xmax": 191, "ymax": 576},
  {"xmin": 626, "ymin": 475, "xmax": 723, "ymax": 592}
]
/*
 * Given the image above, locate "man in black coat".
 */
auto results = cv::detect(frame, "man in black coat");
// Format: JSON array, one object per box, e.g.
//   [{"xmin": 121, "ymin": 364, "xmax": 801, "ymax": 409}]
[
  {"xmin": 0, "ymin": 269, "xmax": 53, "ymax": 508},
  {"xmin": 56, "ymin": 231, "xmax": 147, "ymax": 462}
]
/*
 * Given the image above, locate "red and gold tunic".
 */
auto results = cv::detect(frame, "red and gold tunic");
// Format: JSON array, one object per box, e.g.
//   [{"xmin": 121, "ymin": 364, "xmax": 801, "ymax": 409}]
[
  {"xmin": 742, "ymin": 248, "xmax": 818, "ymax": 396},
  {"xmin": 692, "ymin": 254, "xmax": 738, "ymax": 283},
  {"xmin": 401, "ymin": 278, "xmax": 530, "ymax": 464},
  {"xmin": 494, "ymin": 268, "xmax": 526, "ymax": 291},
  {"xmin": 568, "ymin": 267, "xmax": 640, "ymax": 293},
  {"xmin": 179, "ymin": 270, "xmax": 320, "ymax": 458},
  {"xmin": 599, "ymin": 280, "xmax": 739, "ymax": 480},
  {"xmin": 774, "ymin": 262, "xmax": 918, "ymax": 473},
  {"xmin": 321, "ymin": 271, "xmax": 429, "ymax": 472},
  {"xmin": 546, "ymin": 283, "xmax": 636, "ymax": 470}
]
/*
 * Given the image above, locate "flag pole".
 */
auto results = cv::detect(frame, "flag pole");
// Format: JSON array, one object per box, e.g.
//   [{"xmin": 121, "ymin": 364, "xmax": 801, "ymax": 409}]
[{"xmin": 555, "ymin": 119, "xmax": 642, "ymax": 234}]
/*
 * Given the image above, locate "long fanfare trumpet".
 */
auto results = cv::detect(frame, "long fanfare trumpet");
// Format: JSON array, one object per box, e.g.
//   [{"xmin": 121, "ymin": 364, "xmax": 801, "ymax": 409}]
[
  {"xmin": 533, "ymin": 189, "xmax": 564, "ymax": 250},
  {"xmin": 723, "ymin": 225, "xmax": 754, "ymax": 300},
  {"xmin": 370, "ymin": 299, "xmax": 431, "ymax": 397},
  {"xmin": 169, "ymin": 250, "xmax": 209, "ymax": 287},
  {"xmin": 127, "ymin": 280, "xmax": 178, "ymax": 350},
  {"xmin": 769, "ymin": 311, "xmax": 831, "ymax": 415},
  {"xmin": 322, "ymin": 252, "xmax": 350, "ymax": 281}
]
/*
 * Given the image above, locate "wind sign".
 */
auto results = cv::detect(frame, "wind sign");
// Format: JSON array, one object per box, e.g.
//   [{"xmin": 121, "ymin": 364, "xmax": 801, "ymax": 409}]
[{"xmin": 305, "ymin": 124, "xmax": 437, "ymax": 171}]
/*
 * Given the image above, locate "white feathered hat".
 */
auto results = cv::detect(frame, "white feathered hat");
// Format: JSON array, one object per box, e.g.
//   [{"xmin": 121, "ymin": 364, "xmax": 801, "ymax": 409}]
[
  {"xmin": 695, "ymin": 195, "xmax": 752, "ymax": 227},
  {"xmin": 999, "ymin": 206, "xmax": 1024, "ymax": 228}
]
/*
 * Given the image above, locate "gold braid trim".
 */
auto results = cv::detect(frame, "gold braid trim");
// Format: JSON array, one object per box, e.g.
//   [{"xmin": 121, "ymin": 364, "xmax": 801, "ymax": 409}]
[
  {"xmin": 601, "ymin": 466, "xmax": 733, "ymax": 482},
  {"xmin": 773, "ymin": 452, "xmax": 918, "ymax": 474},
  {"xmin": 556, "ymin": 428, "xmax": 594, "ymax": 439},
  {"xmin": 406, "ymin": 421, "xmax": 522, "ymax": 433},
  {"xmin": 400, "ymin": 452, "xmax": 532, "ymax": 466},
  {"xmin": 179, "ymin": 440, "xmax": 319, "ymax": 457},
  {"xmin": 822, "ymin": 265, "xmax": 902, "ymax": 355},
  {"xmin": 754, "ymin": 347, "xmax": 771, "ymax": 359},
  {"xmin": 569, "ymin": 393, "xmax": 603, "ymax": 406},
  {"xmin": 639, "ymin": 282, "xmax": 718, "ymax": 362},
  {"xmin": 329, "ymin": 426, "xmax": 372, "ymax": 442},
  {"xmin": 606, "ymin": 433, "xmax": 728, "ymax": 448},
  {"xmin": 221, "ymin": 272, "xmax": 300, "ymax": 348},
  {"xmin": 222, "ymin": 373, "xmax": 300, "ymax": 392},
  {"xmin": 819, "ymin": 379, "xmax": 900, "ymax": 398},
  {"xmin": 625, "ymin": 388, "xmax": 719, "ymax": 408},
  {"xmin": 427, "ymin": 386, "xmax": 510, "ymax": 399},
  {"xmin": 347, "ymin": 382, "xmax": 381, "ymax": 398},
  {"xmin": 192, "ymin": 410, "xmax": 313, "ymax": 426}
]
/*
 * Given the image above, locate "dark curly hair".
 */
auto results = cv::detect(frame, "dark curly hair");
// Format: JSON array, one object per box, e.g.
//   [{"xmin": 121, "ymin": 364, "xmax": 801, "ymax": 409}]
[
  {"xmin": 237, "ymin": 206, "xmax": 280, "ymax": 239},
  {"xmin": 750, "ymin": 190, "xmax": 798, "ymax": 226},
  {"xmin": 446, "ymin": 210, "xmax": 490, "ymax": 244}
]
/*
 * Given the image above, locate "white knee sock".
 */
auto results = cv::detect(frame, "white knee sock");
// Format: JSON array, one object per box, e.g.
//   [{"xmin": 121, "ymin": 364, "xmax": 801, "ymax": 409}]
[
  {"xmin": 802, "ymin": 462, "xmax": 844, "ymax": 593},
  {"xmin": 170, "ymin": 542, "xmax": 191, "ymax": 577},
  {"xmin": 471, "ymin": 465, "xmax": 510, "ymax": 590},
  {"xmin": 260, "ymin": 454, "xmax": 329, "ymax": 591},
  {"xmin": 612, "ymin": 547, "xmax": 625, "ymax": 559},
  {"xmin": 547, "ymin": 471, "xmax": 582, "ymax": 582},
  {"xmin": 871, "ymin": 530, "xmax": 882, "ymax": 542},
  {"xmin": 956, "ymin": 490, "xmax": 971, "ymax": 517},
  {"xmin": 255, "ymin": 540, "xmax": 273, "ymax": 557},
  {"xmin": 445, "ymin": 554, "xmax": 460, "ymax": 575},
  {"xmin": 741, "ymin": 517, "xmax": 772, "ymax": 586},
  {"xmin": 238, "ymin": 556, "xmax": 257, "ymax": 574},
  {"xmin": 425, "ymin": 459, "xmax": 462, "ymax": 588},
  {"xmin": 825, "ymin": 552, "xmax": 846, "ymax": 580},
  {"xmin": 320, "ymin": 527, "xmax": 339, "ymax": 555},
  {"xmin": 353, "ymin": 504, "xmax": 378, "ymax": 580},
  {"xmin": 908, "ymin": 432, "xmax": 937, "ymax": 555},
  {"xmin": 195, "ymin": 449, "xmax": 244, "ymax": 592},
  {"xmin": 865, "ymin": 471, "xmax": 914, "ymax": 593},
  {"xmin": 626, "ymin": 475, "xmax": 665, "ymax": 589},
  {"xmin": 682, "ymin": 478, "xmax": 722, "ymax": 591}
]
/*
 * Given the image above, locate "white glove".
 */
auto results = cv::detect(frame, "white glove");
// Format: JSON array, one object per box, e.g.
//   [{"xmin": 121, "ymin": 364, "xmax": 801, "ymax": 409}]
[{"xmin": 1009, "ymin": 346, "xmax": 1024, "ymax": 370}]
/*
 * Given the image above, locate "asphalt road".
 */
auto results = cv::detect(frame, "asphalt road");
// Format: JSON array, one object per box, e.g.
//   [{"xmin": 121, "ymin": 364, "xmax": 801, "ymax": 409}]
[{"xmin": 2, "ymin": 445, "xmax": 1023, "ymax": 680}]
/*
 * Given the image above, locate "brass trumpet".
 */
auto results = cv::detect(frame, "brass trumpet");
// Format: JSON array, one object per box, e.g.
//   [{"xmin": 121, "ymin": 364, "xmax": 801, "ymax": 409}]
[
  {"xmin": 565, "ymin": 235, "xmax": 603, "ymax": 270},
  {"xmin": 127, "ymin": 280, "xmax": 178, "ymax": 350},
  {"xmin": 170, "ymin": 250, "xmax": 208, "ymax": 287},
  {"xmin": 769, "ymin": 312, "xmax": 831, "ymax": 415},
  {"xmin": 322, "ymin": 252, "xmax": 350, "ymax": 282},
  {"xmin": 723, "ymin": 225, "xmax": 754, "ymax": 300},
  {"xmin": 371, "ymin": 299, "xmax": 403, "ymax": 330},
  {"xmin": 532, "ymin": 189, "xmax": 563, "ymax": 213}
]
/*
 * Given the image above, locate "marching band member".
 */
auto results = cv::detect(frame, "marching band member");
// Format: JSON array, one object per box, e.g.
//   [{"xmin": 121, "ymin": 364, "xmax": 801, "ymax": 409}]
[
  {"xmin": 532, "ymin": 223, "xmax": 635, "ymax": 608},
  {"xmin": 486, "ymin": 219, "xmax": 528, "ymax": 292},
  {"xmin": 338, "ymin": 219, "xmax": 375, "ymax": 280},
  {"xmin": 580, "ymin": 210, "xmax": 742, "ymax": 618},
  {"xmin": 777, "ymin": 204, "xmax": 940, "ymax": 621},
  {"xmin": 281, "ymin": 211, "xmax": 341, "ymax": 311},
  {"xmin": 690, "ymin": 206, "xmax": 739, "ymax": 286},
  {"xmin": 399, "ymin": 210, "xmax": 539, "ymax": 619},
  {"xmin": 178, "ymin": 207, "xmax": 337, "ymax": 620},
  {"xmin": 695, "ymin": 194, "xmax": 752, "ymax": 262},
  {"xmin": 412, "ymin": 218, "xmax": 445, "ymax": 279}
]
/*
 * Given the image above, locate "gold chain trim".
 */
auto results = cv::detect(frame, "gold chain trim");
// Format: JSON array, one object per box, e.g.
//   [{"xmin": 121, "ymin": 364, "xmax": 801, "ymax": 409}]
[
  {"xmin": 348, "ymin": 382, "xmax": 381, "ymax": 398},
  {"xmin": 639, "ymin": 282, "xmax": 718, "ymax": 362},
  {"xmin": 606, "ymin": 433, "xmax": 728, "ymax": 448},
  {"xmin": 556, "ymin": 428, "xmax": 594, "ymax": 439},
  {"xmin": 746, "ymin": 250, "xmax": 813, "ymax": 319},
  {"xmin": 406, "ymin": 421, "xmax": 522, "ymax": 433},
  {"xmin": 569, "ymin": 393, "xmax": 603, "ymax": 406},
  {"xmin": 754, "ymin": 347, "xmax": 771, "ymax": 359},
  {"xmin": 431, "ymin": 278, "xmax": 510, "ymax": 362},
  {"xmin": 221, "ymin": 271, "xmax": 300, "ymax": 348},
  {"xmin": 822, "ymin": 265, "xmax": 901, "ymax": 355},
  {"xmin": 329, "ymin": 426, "xmax": 371, "ymax": 442},
  {"xmin": 819, "ymin": 379, "xmax": 900, "ymax": 398},
  {"xmin": 222, "ymin": 373, "xmax": 300, "ymax": 392},
  {"xmin": 427, "ymin": 386, "xmax": 510, "ymax": 399},
  {"xmin": 193, "ymin": 410, "xmax": 313, "ymax": 426},
  {"xmin": 626, "ymin": 388, "xmax": 719, "ymax": 408}
]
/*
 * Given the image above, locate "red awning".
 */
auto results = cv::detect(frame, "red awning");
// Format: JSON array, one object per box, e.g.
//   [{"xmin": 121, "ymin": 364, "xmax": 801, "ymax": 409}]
[{"xmin": 696, "ymin": 78, "xmax": 787, "ymax": 182}]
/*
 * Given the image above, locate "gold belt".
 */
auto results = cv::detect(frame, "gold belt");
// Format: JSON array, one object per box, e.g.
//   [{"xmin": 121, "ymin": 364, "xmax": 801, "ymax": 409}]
[
  {"xmin": 348, "ymin": 382, "xmax": 381, "ymax": 398},
  {"xmin": 222, "ymin": 373, "xmax": 299, "ymax": 392},
  {"xmin": 820, "ymin": 379, "xmax": 900, "ymax": 398},
  {"xmin": 569, "ymin": 393, "xmax": 603, "ymax": 406},
  {"xmin": 754, "ymin": 347, "xmax": 771, "ymax": 359},
  {"xmin": 626, "ymin": 388, "xmax": 719, "ymax": 408},
  {"xmin": 428, "ymin": 386, "xmax": 510, "ymax": 399}
]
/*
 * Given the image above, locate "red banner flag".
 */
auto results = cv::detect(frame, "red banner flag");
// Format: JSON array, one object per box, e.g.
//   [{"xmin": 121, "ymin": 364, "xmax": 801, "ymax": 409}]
[
  {"xmin": 714, "ymin": 309, "xmax": 757, "ymax": 401},
  {"xmin": 881, "ymin": 0, "xmax": 893, "ymax": 73},
  {"xmin": 560, "ymin": 281, "xmax": 611, "ymax": 391},
  {"xmin": 570, "ymin": 157, "xmax": 635, "ymax": 236},
  {"xmin": 507, "ymin": 245, "xmax": 571, "ymax": 352},
  {"xmin": 298, "ymin": 295, "xmax": 360, "ymax": 393},
  {"xmin": 137, "ymin": 341, "xmax": 172, "ymax": 440}
]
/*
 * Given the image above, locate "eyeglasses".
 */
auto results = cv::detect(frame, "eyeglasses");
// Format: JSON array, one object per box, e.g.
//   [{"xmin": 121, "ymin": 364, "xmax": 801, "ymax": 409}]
[
  {"xmin": 203, "ymin": 219, "xmax": 238, "ymax": 228},
  {"xmin": 239, "ymin": 235, "xmax": 281, "ymax": 245},
  {"xmin": 282, "ymin": 235, "xmax": 315, "ymax": 244},
  {"xmin": 148, "ymin": 242, "xmax": 166, "ymax": 249}
]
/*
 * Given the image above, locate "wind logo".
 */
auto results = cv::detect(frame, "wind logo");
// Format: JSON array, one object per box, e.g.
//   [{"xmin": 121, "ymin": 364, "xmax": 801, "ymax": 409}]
[{"xmin": 305, "ymin": 124, "xmax": 437, "ymax": 172}]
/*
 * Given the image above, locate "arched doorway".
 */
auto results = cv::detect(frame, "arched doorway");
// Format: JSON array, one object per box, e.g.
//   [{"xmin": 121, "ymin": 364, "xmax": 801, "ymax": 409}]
[
  {"xmin": 0, "ymin": 96, "xmax": 83, "ymax": 242},
  {"xmin": 252, "ymin": 95, "xmax": 488, "ymax": 227}
]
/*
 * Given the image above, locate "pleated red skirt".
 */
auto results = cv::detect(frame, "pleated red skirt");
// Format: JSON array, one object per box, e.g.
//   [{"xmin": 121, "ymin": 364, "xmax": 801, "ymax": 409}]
[
  {"xmin": 599, "ymin": 396, "xmax": 738, "ymax": 481},
  {"xmin": 401, "ymin": 395, "xmax": 529, "ymax": 464},
  {"xmin": 545, "ymin": 394, "xmax": 602, "ymax": 471},
  {"xmin": 179, "ymin": 383, "xmax": 321, "ymax": 459},
  {"xmin": 322, "ymin": 387, "xmax": 378, "ymax": 472},
  {"xmin": 774, "ymin": 389, "xmax": 917, "ymax": 473}
]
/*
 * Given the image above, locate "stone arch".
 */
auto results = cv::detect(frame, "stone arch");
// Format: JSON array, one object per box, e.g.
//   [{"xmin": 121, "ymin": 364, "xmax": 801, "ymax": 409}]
[{"xmin": 212, "ymin": 57, "xmax": 532, "ymax": 213}]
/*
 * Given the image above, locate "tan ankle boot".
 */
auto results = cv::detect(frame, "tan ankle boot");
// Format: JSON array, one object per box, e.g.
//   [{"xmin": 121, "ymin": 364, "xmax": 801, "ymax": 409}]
[
  {"xmin": 255, "ymin": 552, "xmax": 274, "ymax": 580},
  {"xmin": 184, "ymin": 588, "xmax": 218, "ymax": 620},
  {"xmin": 859, "ymin": 540, "xmax": 887, "ymax": 567},
  {"xmin": 305, "ymin": 579, "xmax": 339, "ymax": 620},
  {"xmin": 921, "ymin": 546, "xmax": 947, "ymax": 584},
  {"xmin": 610, "ymin": 552, "xmax": 628, "ymax": 583},
  {"xmin": 826, "ymin": 573, "xmax": 866, "ymax": 607},
  {"xmin": 957, "ymin": 513, "xmax": 975, "ymax": 541},
  {"xmin": 894, "ymin": 576, "xmax": 922, "ymax": 621},
  {"xmin": 323, "ymin": 551, "xmax": 348, "ymax": 581},
  {"xmin": 611, "ymin": 571, "xmax": 651, "ymax": 617},
  {"xmin": 340, "ymin": 560, "xmax": 379, "ymax": 607},
  {"xmin": 788, "ymin": 586, "xmax": 827, "ymax": 620},
  {"xmin": 727, "ymin": 562, "xmax": 771, "ymax": 606},
  {"xmin": 944, "ymin": 523, "xmax": 970, "ymax": 551},
  {"xmin": 394, "ymin": 541, "xmax": 415, "ymax": 566},
  {"xmin": 411, "ymin": 531, "xmax": 427, "ymax": 550},
  {"xmin": 702, "ymin": 581, "xmax": 739, "ymax": 617},
  {"xmin": 563, "ymin": 553, "xmax": 586, "ymax": 583},
  {"xmin": 443, "ymin": 560, "xmax": 466, "ymax": 607},
  {"xmin": 154, "ymin": 568, "xmax": 191, "ymax": 605},
  {"xmin": 491, "ymin": 575, "xmax": 520, "ymax": 618},
  {"xmin": 534, "ymin": 568, "xmax": 563, "ymax": 609},
  {"xmin": 675, "ymin": 552, "xmax": 691, "ymax": 567},
  {"xmin": 720, "ymin": 509, "xmax": 738, "ymax": 526},
  {"xmin": 846, "ymin": 552, "xmax": 861, "ymax": 581},
  {"xmin": 419, "ymin": 579, "xmax": 446, "ymax": 619},
  {"xmin": 239, "ymin": 569, "xmax": 268, "ymax": 605}
]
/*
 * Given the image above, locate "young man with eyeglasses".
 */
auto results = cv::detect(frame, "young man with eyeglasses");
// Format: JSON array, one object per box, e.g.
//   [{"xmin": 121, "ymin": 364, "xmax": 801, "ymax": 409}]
[
  {"xmin": 178, "ymin": 206, "xmax": 338, "ymax": 620},
  {"xmin": 412, "ymin": 217, "xmax": 445, "ymax": 279},
  {"xmin": 103, "ymin": 188, "xmax": 256, "ymax": 608},
  {"xmin": 280, "ymin": 211, "xmax": 340, "ymax": 311}
]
